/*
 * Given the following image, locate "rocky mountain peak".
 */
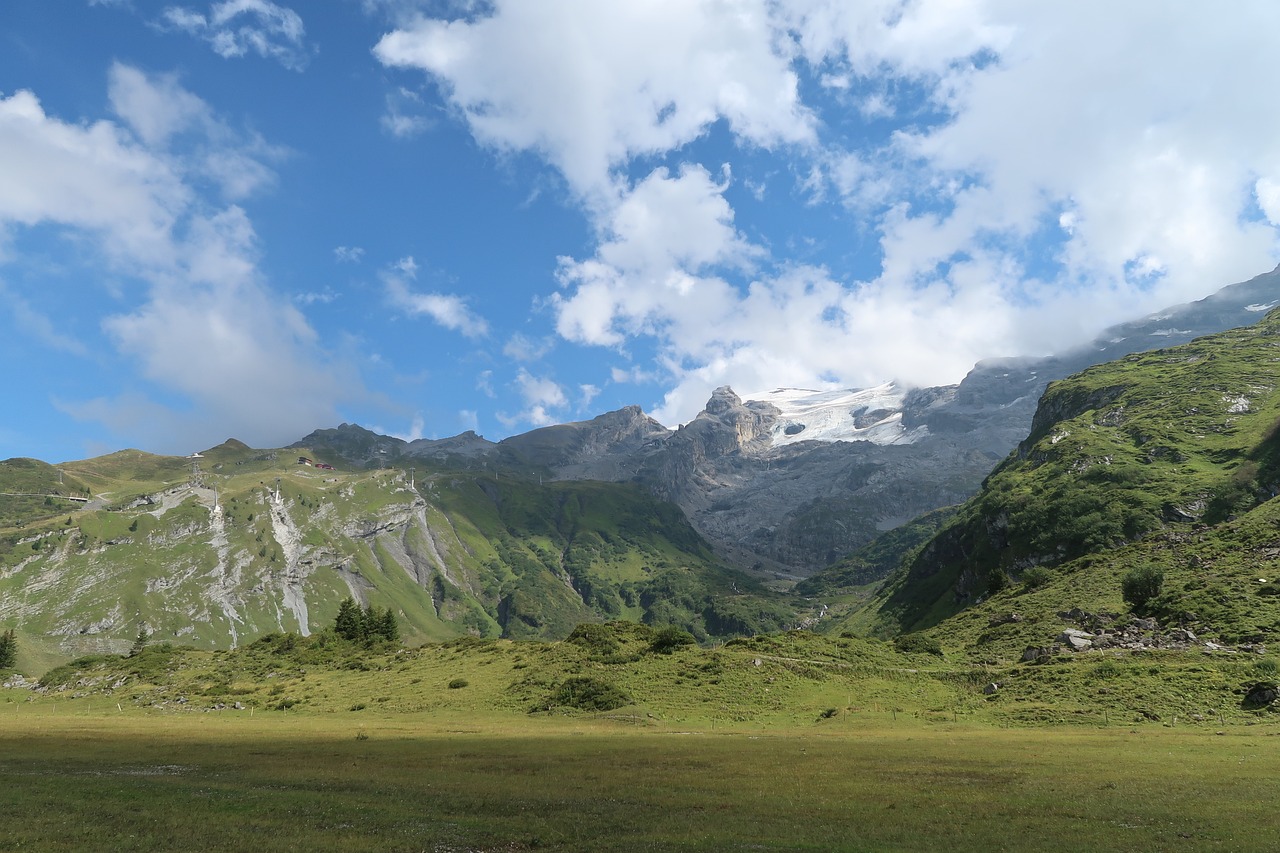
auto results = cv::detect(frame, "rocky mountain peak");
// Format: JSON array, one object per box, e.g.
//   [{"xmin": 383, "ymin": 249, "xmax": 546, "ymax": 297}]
[{"xmin": 704, "ymin": 386, "xmax": 743, "ymax": 415}]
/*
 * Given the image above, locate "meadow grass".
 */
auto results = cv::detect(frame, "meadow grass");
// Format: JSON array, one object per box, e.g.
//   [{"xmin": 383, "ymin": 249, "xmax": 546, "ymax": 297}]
[{"xmin": 1, "ymin": 703, "xmax": 1277, "ymax": 852}]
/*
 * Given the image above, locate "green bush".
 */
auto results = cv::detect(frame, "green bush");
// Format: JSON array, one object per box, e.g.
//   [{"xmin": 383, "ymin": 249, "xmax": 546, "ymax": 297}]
[
  {"xmin": 1020, "ymin": 567, "xmax": 1052, "ymax": 592},
  {"xmin": 448, "ymin": 678, "xmax": 469, "ymax": 689},
  {"xmin": 1121, "ymin": 566, "xmax": 1164, "ymax": 612},
  {"xmin": 536, "ymin": 677, "xmax": 631, "ymax": 712},
  {"xmin": 894, "ymin": 633, "xmax": 943, "ymax": 657},
  {"xmin": 648, "ymin": 626, "xmax": 695, "ymax": 655}
]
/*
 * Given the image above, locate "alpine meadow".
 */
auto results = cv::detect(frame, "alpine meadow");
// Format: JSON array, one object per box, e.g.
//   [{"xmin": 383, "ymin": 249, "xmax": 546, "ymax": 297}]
[{"xmin": 7, "ymin": 4, "xmax": 1280, "ymax": 852}]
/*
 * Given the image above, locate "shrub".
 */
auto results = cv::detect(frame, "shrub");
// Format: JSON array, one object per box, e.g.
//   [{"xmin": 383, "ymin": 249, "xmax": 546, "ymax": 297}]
[
  {"xmin": 447, "ymin": 678, "xmax": 468, "ymax": 689},
  {"xmin": 566, "ymin": 623, "xmax": 620, "ymax": 656},
  {"xmin": 1121, "ymin": 566, "xmax": 1164, "ymax": 612},
  {"xmin": 894, "ymin": 633, "xmax": 943, "ymax": 656},
  {"xmin": 536, "ymin": 677, "xmax": 631, "ymax": 712},
  {"xmin": 1020, "ymin": 567, "xmax": 1052, "ymax": 592},
  {"xmin": 648, "ymin": 626, "xmax": 695, "ymax": 655}
]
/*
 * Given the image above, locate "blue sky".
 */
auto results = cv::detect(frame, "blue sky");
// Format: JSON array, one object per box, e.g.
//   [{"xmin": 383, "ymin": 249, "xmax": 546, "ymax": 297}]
[{"xmin": 4, "ymin": 1, "xmax": 1280, "ymax": 462}]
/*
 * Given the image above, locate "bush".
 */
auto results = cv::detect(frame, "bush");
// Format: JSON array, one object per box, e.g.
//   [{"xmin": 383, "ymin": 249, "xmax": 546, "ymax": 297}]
[
  {"xmin": 1121, "ymin": 566, "xmax": 1164, "ymax": 612},
  {"xmin": 536, "ymin": 677, "xmax": 631, "ymax": 712},
  {"xmin": 648, "ymin": 626, "xmax": 695, "ymax": 655},
  {"xmin": 894, "ymin": 633, "xmax": 943, "ymax": 657},
  {"xmin": 1020, "ymin": 567, "xmax": 1052, "ymax": 592},
  {"xmin": 447, "ymin": 678, "xmax": 468, "ymax": 689}
]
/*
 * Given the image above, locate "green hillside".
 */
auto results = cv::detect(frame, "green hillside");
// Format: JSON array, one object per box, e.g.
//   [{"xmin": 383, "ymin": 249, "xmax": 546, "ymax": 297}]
[
  {"xmin": 0, "ymin": 445, "xmax": 794, "ymax": 664},
  {"xmin": 831, "ymin": 309, "xmax": 1280, "ymax": 658}
]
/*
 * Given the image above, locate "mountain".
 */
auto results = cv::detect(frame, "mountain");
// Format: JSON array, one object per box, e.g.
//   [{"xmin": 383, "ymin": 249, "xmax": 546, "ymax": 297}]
[
  {"xmin": 833, "ymin": 305, "xmax": 1280, "ymax": 657},
  {"xmin": 0, "ymin": 442, "xmax": 794, "ymax": 661},
  {"xmin": 372, "ymin": 265, "xmax": 1280, "ymax": 579}
]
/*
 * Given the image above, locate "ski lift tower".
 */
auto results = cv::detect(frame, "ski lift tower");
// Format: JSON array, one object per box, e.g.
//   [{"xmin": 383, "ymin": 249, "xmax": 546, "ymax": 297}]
[{"xmin": 186, "ymin": 451, "xmax": 205, "ymax": 488}]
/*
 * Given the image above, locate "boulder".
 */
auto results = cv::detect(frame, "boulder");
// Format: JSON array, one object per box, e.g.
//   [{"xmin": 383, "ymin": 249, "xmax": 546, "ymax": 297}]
[
  {"xmin": 1021, "ymin": 645, "xmax": 1054, "ymax": 663},
  {"xmin": 1243, "ymin": 682, "xmax": 1279, "ymax": 709},
  {"xmin": 1057, "ymin": 629, "xmax": 1095, "ymax": 651}
]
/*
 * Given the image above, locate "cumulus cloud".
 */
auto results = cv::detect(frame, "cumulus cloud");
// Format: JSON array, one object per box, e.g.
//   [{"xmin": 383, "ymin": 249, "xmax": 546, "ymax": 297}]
[
  {"xmin": 552, "ymin": 163, "xmax": 758, "ymax": 347},
  {"xmin": 498, "ymin": 368, "xmax": 568, "ymax": 427},
  {"xmin": 374, "ymin": 0, "xmax": 814, "ymax": 202},
  {"xmin": 161, "ymin": 0, "xmax": 312, "ymax": 70},
  {"xmin": 0, "ymin": 66, "xmax": 361, "ymax": 450},
  {"xmin": 380, "ymin": 1, "xmax": 1280, "ymax": 428}
]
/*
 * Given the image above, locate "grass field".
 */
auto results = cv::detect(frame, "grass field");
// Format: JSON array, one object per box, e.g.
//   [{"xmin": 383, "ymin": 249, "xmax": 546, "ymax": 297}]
[{"xmin": 2, "ymin": 701, "xmax": 1278, "ymax": 852}]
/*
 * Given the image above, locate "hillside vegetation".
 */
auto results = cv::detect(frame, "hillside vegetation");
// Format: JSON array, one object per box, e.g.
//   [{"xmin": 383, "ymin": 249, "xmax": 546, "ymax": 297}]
[
  {"xmin": 827, "ymin": 308, "xmax": 1280, "ymax": 660},
  {"xmin": 0, "ymin": 444, "xmax": 794, "ymax": 663}
]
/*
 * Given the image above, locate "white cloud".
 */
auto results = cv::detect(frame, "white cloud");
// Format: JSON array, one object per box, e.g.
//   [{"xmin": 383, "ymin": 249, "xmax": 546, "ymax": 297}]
[
  {"xmin": 381, "ymin": 86, "xmax": 431, "ymax": 138},
  {"xmin": 380, "ymin": 1, "xmax": 1280, "ymax": 429},
  {"xmin": 383, "ymin": 258, "xmax": 489, "ymax": 338},
  {"xmin": 294, "ymin": 288, "xmax": 338, "ymax": 305},
  {"xmin": 0, "ymin": 66, "xmax": 361, "ymax": 451},
  {"xmin": 552, "ymin": 163, "xmax": 758, "ymax": 346},
  {"xmin": 502, "ymin": 333, "xmax": 550, "ymax": 362},
  {"xmin": 0, "ymin": 282, "xmax": 90, "ymax": 356},
  {"xmin": 333, "ymin": 245, "xmax": 364, "ymax": 263},
  {"xmin": 498, "ymin": 368, "xmax": 569, "ymax": 427},
  {"xmin": 374, "ymin": 0, "xmax": 814, "ymax": 202},
  {"xmin": 161, "ymin": 0, "xmax": 311, "ymax": 71},
  {"xmin": 107, "ymin": 62, "xmax": 282, "ymax": 201}
]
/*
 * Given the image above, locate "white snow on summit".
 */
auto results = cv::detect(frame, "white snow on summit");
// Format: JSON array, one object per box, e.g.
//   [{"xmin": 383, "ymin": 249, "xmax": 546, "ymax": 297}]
[{"xmin": 741, "ymin": 383, "xmax": 928, "ymax": 448}]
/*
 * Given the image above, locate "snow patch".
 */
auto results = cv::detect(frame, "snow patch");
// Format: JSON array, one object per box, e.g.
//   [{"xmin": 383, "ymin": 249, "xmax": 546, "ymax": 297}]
[
  {"xmin": 740, "ymin": 383, "xmax": 927, "ymax": 448},
  {"xmin": 1246, "ymin": 302, "xmax": 1278, "ymax": 312}
]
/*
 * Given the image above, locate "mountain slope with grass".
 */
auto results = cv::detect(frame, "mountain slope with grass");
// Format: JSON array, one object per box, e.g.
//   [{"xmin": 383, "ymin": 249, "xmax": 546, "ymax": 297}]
[
  {"xmin": 830, "ymin": 308, "xmax": 1280, "ymax": 659},
  {"xmin": 0, "ymin": 443, "xmax": 795, "ymax": 663}
]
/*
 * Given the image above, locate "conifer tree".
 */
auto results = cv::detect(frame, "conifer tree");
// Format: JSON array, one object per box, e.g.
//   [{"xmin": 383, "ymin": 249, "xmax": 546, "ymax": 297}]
[
  {"xmin": 0, "ymin": 628, "xmax": 17, "ymax": 671},
  {"xmin": 376, "ymin": 607, "xmax": 399, "ymax": 643},
  {"xmin": 334, "ymin": 597, "xmax": 362, "ymax": 641}
]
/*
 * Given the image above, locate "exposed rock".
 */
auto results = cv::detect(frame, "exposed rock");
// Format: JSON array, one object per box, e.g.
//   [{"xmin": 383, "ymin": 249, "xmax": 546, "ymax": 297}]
[
  {"xmin": 1058, "ymin": 629, "xmax": 1095, "ymax": 651},
  {"xmin": 1243, "ymin": 682, "xmax": 1279, "ymax": 709},
  {"xmin": 1022, "ymin": 645, "xmax": 1055, "ymax": 663},
  {"xmin": 983, "ymin": 682, "xmax": 999, "ymax": 695}
]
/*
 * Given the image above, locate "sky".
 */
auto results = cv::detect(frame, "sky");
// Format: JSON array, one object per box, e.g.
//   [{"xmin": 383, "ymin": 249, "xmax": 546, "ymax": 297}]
[{"xmin": 3, "ymin": 1, "xmax": 1280, "ymax": 462}]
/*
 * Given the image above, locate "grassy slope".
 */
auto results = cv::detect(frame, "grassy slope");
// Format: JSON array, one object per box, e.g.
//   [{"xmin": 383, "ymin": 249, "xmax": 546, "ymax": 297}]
[
  {"xmin": 835, "ymin": 311, "xmax": 1280, "ymax": 653},
  {"xmin": 0, "ymin": 443, "xmax": 795, "ymax": 662},
  {"xmin": 22, "ymin": 621, "xmax": 1280, "ymax": 729}
]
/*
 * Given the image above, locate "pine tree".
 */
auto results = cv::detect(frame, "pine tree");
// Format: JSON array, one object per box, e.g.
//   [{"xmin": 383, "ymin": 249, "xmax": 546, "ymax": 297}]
[
  {"xmin": 376, "ymin": 607, "xmax": 399, "ymax": 643},
  {"xmin": 129, "ymin": 625, "xmax": 151, "ymax": 657},
  {"xmin": 334, "ymin": 597, "xmax": 362, "ymax": 641},
  {"xmin": 0, "ymin": 628, "xmax": 17, "ymax": 671}
]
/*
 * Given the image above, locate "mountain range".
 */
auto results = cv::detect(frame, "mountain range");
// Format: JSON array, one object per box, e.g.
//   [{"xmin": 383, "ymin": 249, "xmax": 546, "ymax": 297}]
[
  {"xmin": 302, "ymin": 265, "xmax": 1280, "ymax": 578},
  {"xmin": 4, "ymin": 265, "xmax": 1280, "ymax": 664}
]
